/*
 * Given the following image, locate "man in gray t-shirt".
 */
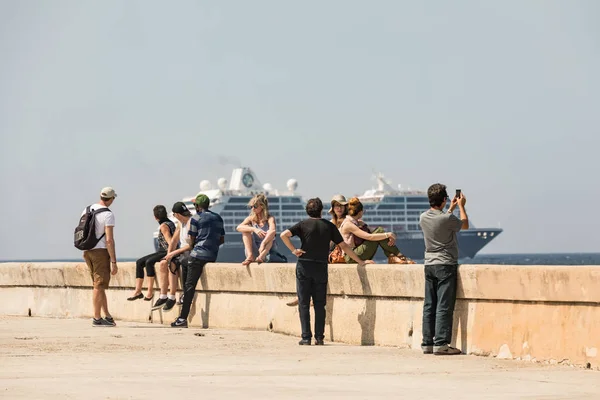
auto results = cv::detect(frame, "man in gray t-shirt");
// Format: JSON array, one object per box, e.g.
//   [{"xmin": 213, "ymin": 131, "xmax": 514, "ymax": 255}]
[{"xmin": 418, "ymin": 183, "xmax": 468, "ymax": 356}]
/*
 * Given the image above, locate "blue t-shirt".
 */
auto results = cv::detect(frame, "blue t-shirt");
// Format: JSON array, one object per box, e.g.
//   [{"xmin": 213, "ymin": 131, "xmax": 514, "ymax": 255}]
[{"xmin": 188, "ymin": 210, "xmax": 225, "ymax": 261}]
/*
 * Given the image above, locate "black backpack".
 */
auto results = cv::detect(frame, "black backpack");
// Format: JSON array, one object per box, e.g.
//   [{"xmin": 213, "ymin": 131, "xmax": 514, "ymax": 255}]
[{"xmin": 74, "ymin": 206, "xmax": 111, "ymax": 250}]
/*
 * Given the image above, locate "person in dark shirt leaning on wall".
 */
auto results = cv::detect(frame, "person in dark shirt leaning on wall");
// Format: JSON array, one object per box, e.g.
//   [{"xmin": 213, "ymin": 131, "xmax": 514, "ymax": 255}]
[
  {"xmin": 170, "ymin": 194, "xmax": 225, "ymax": 328},
  {"xmin": 280, "ymin": 197, "xmax": 373, "ymax": 346}
]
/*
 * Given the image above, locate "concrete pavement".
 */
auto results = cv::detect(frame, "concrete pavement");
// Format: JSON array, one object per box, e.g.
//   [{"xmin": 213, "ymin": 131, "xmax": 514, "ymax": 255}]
[{"xmin": 0, "ymin": 316, "xmax": 598, "ymax": 399}]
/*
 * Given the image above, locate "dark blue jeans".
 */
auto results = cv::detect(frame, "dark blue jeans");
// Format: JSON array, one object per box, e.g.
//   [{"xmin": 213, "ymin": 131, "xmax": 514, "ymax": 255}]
[
  {"xmin": 179, "ymin": 258, "xmax": 208, "ymax": 320},
  {"xmin": 421, "ymin": 264, "xmax": 458, "ymax": 347},
  {"xmin": 296, "ymin": 260, "xmax": 328, "ymax": 340}
]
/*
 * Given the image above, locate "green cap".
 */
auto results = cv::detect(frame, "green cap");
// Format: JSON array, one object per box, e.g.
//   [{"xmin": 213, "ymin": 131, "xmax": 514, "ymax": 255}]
[{"xmin": 194, "ymin": 194, "xmax": 210, "ymax": 208}]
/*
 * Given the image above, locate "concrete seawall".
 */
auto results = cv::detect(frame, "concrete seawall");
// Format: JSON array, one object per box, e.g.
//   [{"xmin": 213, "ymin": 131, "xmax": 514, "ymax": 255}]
[{"xmin": 0, "ymin": 262, "xmax": 598, "ymax": 368}]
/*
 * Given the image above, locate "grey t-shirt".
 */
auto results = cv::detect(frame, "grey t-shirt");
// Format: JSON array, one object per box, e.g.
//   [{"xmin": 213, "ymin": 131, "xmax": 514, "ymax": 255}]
[{"xmin": 419, "ymin": 209, "xmax": 463, "ymax": 265}]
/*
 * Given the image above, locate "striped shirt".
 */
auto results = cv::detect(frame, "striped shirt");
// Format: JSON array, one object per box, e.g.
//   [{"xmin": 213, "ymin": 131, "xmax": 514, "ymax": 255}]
[{"xmin": 188, "ymin": 210, "xmax": 225, "ymax": 261}]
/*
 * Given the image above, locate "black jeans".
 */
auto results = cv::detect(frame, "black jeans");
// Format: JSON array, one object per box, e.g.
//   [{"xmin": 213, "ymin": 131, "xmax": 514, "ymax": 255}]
[
  {"xmin": 296, "ymin": 260, "xmax": 328, "ymax": 340},
  {"xmin": 179, "ymin": 257, "xmax": 208, "ymax": 320},
  {"xmin": 422, "ymin": 264, "xmax": 458, "ymax": 347},
  {"xmin": 135, "ymin": 251, "xmax": 167, "ymax": 279}
]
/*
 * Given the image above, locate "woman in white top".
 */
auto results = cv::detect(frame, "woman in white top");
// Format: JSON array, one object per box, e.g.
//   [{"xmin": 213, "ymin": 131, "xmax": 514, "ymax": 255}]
[{"xmin": 154, "ymin": 202, "xmax": 192, "ymax": 311}]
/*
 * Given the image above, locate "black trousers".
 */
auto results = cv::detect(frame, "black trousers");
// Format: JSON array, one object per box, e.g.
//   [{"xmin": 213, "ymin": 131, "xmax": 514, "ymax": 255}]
[
  {"xmin": 421, "ymin": 264, "xmax": 458, "ymax": 347},
  {"xmin": 296, "ymin": 259, "xmax": 328, "ymax": 340},
  {"xmin": 135, "ymin": 251, "xmax": 166, "ymax": 279},
  {"xmin": 179, "ymin": 257, "xmax": 208, "ymax": 320}
]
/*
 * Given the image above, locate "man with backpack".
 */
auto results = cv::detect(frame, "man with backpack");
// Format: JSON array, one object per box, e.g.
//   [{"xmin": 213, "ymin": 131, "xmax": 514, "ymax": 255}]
[{"xmin": 75, "ymin": 187, "xmax": 119, "ymax": 327}]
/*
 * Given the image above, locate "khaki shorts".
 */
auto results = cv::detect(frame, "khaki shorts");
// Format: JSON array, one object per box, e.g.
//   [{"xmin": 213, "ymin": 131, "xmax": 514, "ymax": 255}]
[{"xmin": 83, "ymin": 248, "xmax": 111, "ymax": 289}]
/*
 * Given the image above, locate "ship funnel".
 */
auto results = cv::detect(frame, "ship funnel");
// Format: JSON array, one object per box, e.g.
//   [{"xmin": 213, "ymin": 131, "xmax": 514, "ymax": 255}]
[{"xmin": 228, "ymin": 167, "xmax": 263, "ymax": 191}]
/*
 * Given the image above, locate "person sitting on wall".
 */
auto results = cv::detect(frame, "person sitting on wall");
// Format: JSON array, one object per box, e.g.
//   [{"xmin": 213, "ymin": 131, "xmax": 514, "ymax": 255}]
[
  {"xmin": 327, "ymin": 194, "xmax": 348, "ymax": 264},
  {"xmin": 171, "ymin": 194, "xmax": 225, "ymax": 328},
  {"xmin": 154, "ymin": 202, "xmax": 192, "ymax": 311},
  {"xmin": 237, "ymin": 194, "xmax": 278, "ymax": 265},
  {"xmin": 339, "ymin": 197, "xmax": 415, "ymax": 264},
  {"xmin": 127, "ymin": 205, "xmax": 176, "ymax": 301}
]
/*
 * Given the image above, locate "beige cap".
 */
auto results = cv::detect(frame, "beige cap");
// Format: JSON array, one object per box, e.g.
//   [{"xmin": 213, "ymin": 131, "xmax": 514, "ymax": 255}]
[
  {"xmin": 100, "ymin": 187, "xmax": 117, "ymax": 199},
  {"xmin": 328, "ymin": 194, "xmax": 348, "ymax": 213}
]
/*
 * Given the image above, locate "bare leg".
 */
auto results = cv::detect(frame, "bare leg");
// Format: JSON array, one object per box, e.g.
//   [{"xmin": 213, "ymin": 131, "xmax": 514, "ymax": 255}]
[
  {"xmin": 131, "ymin": 278, "xmax": 143, "ymax": 297},
  {"xmin": 256, "ymin": 239, "xmax": 274, "ymax": 263},
  {"xmin": 158, "ymin": 260, "xmax": 170, "ymax": 296},
  {"xmin": 168, "ymin": 264, "xmax": 179, "ymax": 296},
  {"xmin": 99, "ymin": 288, "xmax": 111, "ymax": 318},
  {"xmin": 241, "ymin": 232, "xmax": 255, "ymax": 265},
  {"xmin": 146, "ymin": 276, "xmax": 155, "ymax": 299},
  {"xmin": 93, "ymin": 288, "xmax": 103, "ymax": 319}
]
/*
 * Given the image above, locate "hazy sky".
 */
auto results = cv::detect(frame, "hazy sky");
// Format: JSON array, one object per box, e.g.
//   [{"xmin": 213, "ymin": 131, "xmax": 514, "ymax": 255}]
[{"xmin": 1, "ymin": 1, "xmax": 599, "ymax": 260}]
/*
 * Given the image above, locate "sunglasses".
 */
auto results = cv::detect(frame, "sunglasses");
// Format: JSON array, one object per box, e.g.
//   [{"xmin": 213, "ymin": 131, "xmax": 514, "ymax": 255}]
[{"xmin": 251, "ymin": 204, "xmax": 261, "ymax": 209}]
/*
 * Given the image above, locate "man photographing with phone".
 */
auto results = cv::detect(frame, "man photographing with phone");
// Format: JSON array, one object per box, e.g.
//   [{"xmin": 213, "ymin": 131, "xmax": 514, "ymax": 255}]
[{"xmin": 419, "ymin": 184, "xmax": 469, "ymax": 355}]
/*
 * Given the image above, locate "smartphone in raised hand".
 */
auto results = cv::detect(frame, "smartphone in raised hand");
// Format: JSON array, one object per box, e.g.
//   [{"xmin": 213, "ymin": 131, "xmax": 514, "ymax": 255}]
[{"xmin": 455, "ymin": 189, "xmax": 461, "ymax": 199}]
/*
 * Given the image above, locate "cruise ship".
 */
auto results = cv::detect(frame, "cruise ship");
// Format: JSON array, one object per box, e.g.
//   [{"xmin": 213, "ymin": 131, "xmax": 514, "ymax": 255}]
[
  {"xmin": 354, "ymin": 173, "xmax": 502, "ymax": 260},
  {"xmin": 153, "ymin": 167, "xmax": 502, "ymax": 262}
]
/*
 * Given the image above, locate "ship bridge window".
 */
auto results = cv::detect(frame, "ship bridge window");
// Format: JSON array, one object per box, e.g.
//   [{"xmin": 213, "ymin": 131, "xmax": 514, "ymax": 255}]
[
  {"xmin": 223, "ymin": 205, "xmax": 250, "ymax": 211},
  {"xmin": 407, "ymin": 204, "xmax": 428, "ymax": 210},
  {"xmin": 363, "ymin": 204, "xmax": 376, "ymax": 210},
  {"xmin": 281, "ymin": 197, "xmax": 302, "ymax": 203},
  {"xmin": 378, "ymin": 204, "xmax": 404, "ymax": 210},
  {"xmin": 228, "ymin": 197, "xmax": 252, "ymax": 204},
  {"xmin": 267, "ymin": 197, "xmax": 280, "ymax": 203},
  {"xmin": 382, "ymin": 197, "xmax": 406, "ymax": 203},
  {"xmin": 282, "ymin": 205, "xmax": 304, "ymax": 210},
  {"xmin": 406, "ymin": 197, "xmax": 429, "ymax": 203},
  {"xmin": 407, "ymin": 224, "xmax": 420, "ymax": 231}
]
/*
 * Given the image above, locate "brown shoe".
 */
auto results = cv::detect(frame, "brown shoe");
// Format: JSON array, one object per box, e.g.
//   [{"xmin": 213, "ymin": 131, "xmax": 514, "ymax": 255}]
[
  {"xmin": 286, "ymin": 298, "xmax": 313, "ymax": 307},
  {"xmin": 388, "ymin": 254, "xmax": 416, "ymax": 264},
  {"xmin": 433, "ymin": 345, "xmax": 461, "ymax": 355},
  {"xmin": 286, "ymin": 298, "xmax": 299, "ymax": 307}
]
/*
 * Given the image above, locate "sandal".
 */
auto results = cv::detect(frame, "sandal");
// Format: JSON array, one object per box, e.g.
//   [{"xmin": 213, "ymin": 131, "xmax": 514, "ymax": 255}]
[
  {"xmin": 127, "ymin": 293, "xmax": 143, "ymax": 301},
  {"xmin": 387, "ymin": 254, "xmax": 416, "ymax": 264}
]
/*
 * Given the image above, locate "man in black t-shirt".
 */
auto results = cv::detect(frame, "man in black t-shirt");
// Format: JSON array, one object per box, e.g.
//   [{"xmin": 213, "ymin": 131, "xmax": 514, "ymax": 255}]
[{"xmin": 281, "ymin": 197, "xmax": 371, "ymax": 345}]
